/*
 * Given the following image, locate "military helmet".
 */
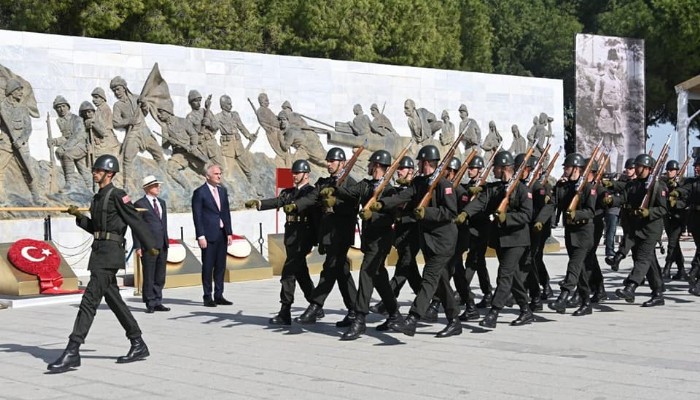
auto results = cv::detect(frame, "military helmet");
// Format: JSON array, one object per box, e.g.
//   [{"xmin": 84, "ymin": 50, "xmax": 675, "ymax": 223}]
[
  {"xmin": 79, "ymin": 101, "xmax": 95, "ymax": 113},
  {"xmin": 458, "ymin": 104, "xmax": 468, "ymax": 112},
  {"xmin": 291, "ymin": 159, "xmax": 311, "ymax": 173},
  {"xmin": 563, "ymin": 152, "xmax": 585, "ymax": 167},
  {"xmin": 91, "ymin": 87, "xmax": 107, "ymax": 101},
  {"xmin": 369, "ymin": 150, "xmax": 391, "ymax": 166},
  {"xmin": 493, "ymin": 151, "xmax": 514, "ymax": 167},
  {"xmin": 447, "ymin": 157, "xmax": 461, "ymax": 171},
  {"xmin": 416, "ymin": 145, "xmax": 440, "ymax": 161},
  {"xmin": 514, "ymin": 153, "xmax": 536, "ymax": 169},
  {"xmin": 584, "ymin": 158, "xmax": 599, "ymax": 172},
  {"xmin": 52, "ymin": 96, "xmax": 70, "ymax": 109},
  {"xmin": 109, "ymin": 76, "xmax": 127, "ymax": 89},
  {"xmin": 624, "ymin": 158, "xmax": 635, "ymax": 169},
  {"xmin": 277, "ymin": 110, "xmax": 288, "ymax": 120},
  {"xmin": 325, "ymin": 147, "xmax": 346, "ymax": 161},
  {"xmin": 665, "ymin": 160, "xmax": 680, "ymax": 171},
  {"xmin": 634, "ymin": 154, "xmax": 653, "ymax": 168},
  {"xmin": 468, "ymin": 156, "xmax": 485, "ymax": 169},
  {"xmin": 370, "ymin": 103, "xmax": 379, "ymax": 111},
  {"xmin": 398, "ymin": 156, "xmax": 414, "ymax": 169},
  {"xmin": 4, "ymin": 78, "xmax": 22, "ymax": 96},
  {"xmin": 93, "ymin": 154, "xmax": 119, "ymax": 173},
  {"xmin": 187, "ymin": 90, "xmax": 202, "ymax": 102},
  {"xmin": 281, "ymin": 100, "xmax": 292, "ymax": 110}
]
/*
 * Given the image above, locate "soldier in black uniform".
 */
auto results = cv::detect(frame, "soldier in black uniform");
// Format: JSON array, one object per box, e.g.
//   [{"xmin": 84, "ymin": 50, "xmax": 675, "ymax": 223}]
[
  {"xmin": 460, "ymin": 151, "xmax": 533, "ymax": 328},
  {"xmin": 293, "ymin": 148, "xmax": 359, "ymax": 327},
  {"xmin": 380, "ymin": 145, "xmax": 462, "ymax": 338},
  {"xmin": 604, "ymin": 158, "xmax": 635, "ymax": 270},
  {"xmin": 48, "ymin": 155, "xmax": 158, "ymax": 373},
  {"xmin": 661, "ymin": 160, "xmax": 687, "ymax": 280},
  {"xmin": 606, "ymin": 154, "xmax": 668, "ymax": 307},
  {"xmin": 549, "ymin": 153, "xmax": 597, "ymax": 316},
  {"xmin": 245, "ymin": 159, "xmax": 318, "ymax": 325},
  {"xmin": 673, "ymin": 157, "xmax": 700, "ymax": 295},
  {"xmin": 328, "ymin": 150, "xmax": 399, "ymax": 340}
]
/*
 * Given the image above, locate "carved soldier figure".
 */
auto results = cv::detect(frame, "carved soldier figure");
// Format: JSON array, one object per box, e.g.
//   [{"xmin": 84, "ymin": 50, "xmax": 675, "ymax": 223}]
[
  {"xmin": 91, "ymin": 87, "xmax": 113, "ymax": 132},
  {"xmin": 347, "ymin": 104, "xmax": 371, "ymax": 136},
  {"xmin": 216, "ymin": 95, "xmax": 255, "ymax": 181},
  {"xmin": 281, "ymin": 100, "xmax": 313, "ymax": 131},
  {"xmin": 439, "ymin": 110, "xmax": 456, "ymax": 158},
  {"xmin": 526, "ymin": 116, "xmax": 540, "ymax": 151},
  {"xmin": 48, "ymin": 96, "xmax": 91, "ymax": 191},
  {"xmin": 79, "ymin": 101, "xmax": 120, "ymax": 159},
  {"xmin": 186, "ymin": 90, "xmax": 224, "ymax": 167},
  {"xmin": 369, "ymin": 103, "xmax": 397, "ymax": 137},
  {"xmin": 0, "ymin": 78, "xmax": 41, "ymax": 199},
  {"xmin": 508, "ymin": 124, "xmax": 527, "ymax": 155},
  {"xmin": 458, "ymin": 104, "xmax": 481, "ymax": 154},
  {"xmin": 279, "ymin": 111, "xmax": 326, "ymax": 168},
  {"xmin": 156, "ymin": 101, "xmax": 202, "ymax": 188},
  {"xmin": 404, "ymin": 98, "xmax": 441, "ymax": 145},
  {"xmin": 255, "ymin": 93, "xmax": 289, "ymax": 167},
  {"xmin": 481, "ymin": 120, "xmax": 503, "ymax": 162},
  {"xmin": 110, "ymin": 76, "xmax": 165, "ymax": 191}
]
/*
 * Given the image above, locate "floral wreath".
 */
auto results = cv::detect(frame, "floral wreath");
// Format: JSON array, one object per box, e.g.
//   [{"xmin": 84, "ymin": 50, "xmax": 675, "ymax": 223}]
[{"xmin": 7, "ymin": 239, "xmax": 82, "ymax": 295}]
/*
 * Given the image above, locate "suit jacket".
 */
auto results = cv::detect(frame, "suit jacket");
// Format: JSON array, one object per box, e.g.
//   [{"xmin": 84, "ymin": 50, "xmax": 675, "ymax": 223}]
[
  {"xmin": 192, "ymin": 183, "xmax": 233, "ymax": 241},
  {"xmin": 133, "ymin": 195, "xmax": 169, "ymax": 250}
]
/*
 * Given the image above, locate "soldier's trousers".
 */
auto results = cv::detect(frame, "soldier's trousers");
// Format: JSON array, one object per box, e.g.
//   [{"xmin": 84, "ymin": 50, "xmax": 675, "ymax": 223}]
[
  {"xmin": 464, "ymin": 236, "xmax": 493, "ymax": 296},
  {"xmin": 409, "ymin": 247, "xmax": 459, "ymax": 320},
  {"xmin": 70, "ymin": 268, "xmax": 141, "ymax": 344},
  {"xmin": 561, "ymin": 236, "xmax": 592, "ymax": 298},
  {"xmin": 689, "ymin": 224, "xmax": 700, "ymax": 279},
  {"xmin": 525, "ymin": 228, "xmax": 548, "ymax": 299},
  {"xmin": 451, "ymin": 229, "xmax": 473, "ymax": 303},
  {"xmin": 625, "ymin": 236, "xmax": 663, "ymax": 291},
  {"xmin": 492, "ymin": 245, "xmax": 529, "ymax": 309},
  {"xmin": 663, "ymin": 217, "xmax": 685, "ymax": 268},
  {"xmin": 587, "ymin": 218, "xmax": 606, "ymax": 291},
  {"xmin": 311, "ymin": 245, "xmax": 357, "ymax": 310},
  {"xmin": 389, "ymin": 228, "xmax": 422, "ymax": 297},
  {"xmin": 355, "ymin": 233, "xmax": 397, "ymax": 315},
  {"xmin": 279, "ymin": 246, "xmax": 315, "ymax": 306}
]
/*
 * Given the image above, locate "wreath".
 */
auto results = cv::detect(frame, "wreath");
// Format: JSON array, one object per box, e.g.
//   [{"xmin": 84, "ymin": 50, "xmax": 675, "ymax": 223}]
[{"xmin": 7, "ymin": 239, "xmax": 82, "ymax": 294}]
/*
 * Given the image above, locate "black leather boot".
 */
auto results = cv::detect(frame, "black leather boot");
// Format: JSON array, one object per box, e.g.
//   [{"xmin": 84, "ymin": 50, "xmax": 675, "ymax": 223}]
[
  {"xmin": 269, "ymin": 304, "xmax": 292, "ymax": 325},
  {"xmin": 436, "ymin": 319, "xmax": 463, "ymax": 338},
  {"xmin": 479, "ymin": 308, "xmax": 499, "ymax": 328},
  {"xmin": 572, "ymin": 299, "xmax": 593, "ymax": 316},
  {"xmin": 295, "ymin": 303, "xmax": 322, "ymax": 324},
  {"xmin": 642, "ymin": 291, "xmax": 665, "ymax": 307},
  {"xmin": 689, "ymin": 283, "xmax": 700, "ymax": 296},
  {"xmin": 116, "ymin": 337, "xmax": 149, "ymax": 363},
  {"xmin": 335, "ymin": 310, "xmax": 357, "ymax": 328},
  {"xmin": 615, "ymin": 282, "xmax": 638, "ymax": 303},
  {"xmin": 376, "ymin": 312, "xmax": 402, "ymax": 331},
  {"xmin": 566, "ymin": 291, "xmax": 581, "ymax": 308},
  {"xmin": 369, "ymin": 301, "xmax": 386, "ymax": 315},
  {"xmin": 424, "ymin": 299, "xmax": 440, "ymax": 322},
  {"xmin": 662, "ymin": 261, "xmax": 672, "ymax": 280},
  {"xmin": 459, "ymin": 300, "xmax": 480, "ymax": 321},
  {"xmin": 389, "ymin": 313, "xmax": 417, "ymax": 337},
  {"xmin": 605, "ymin": 252, "xmax": 624, "ymax": 271},
  {"xmin": 672, "ymin": 265, "xmax": 688, "ymax": 281},
  {"xmin": 591, "ymin": 283, "xmax": 608, "ymax": 304},
  {"xmin": 529, "ymin": 297, "xmax": 543, "ymax": 312},
  {"xmin": 341, "ymin": 313, "xmax": 366, "ymax": 340},
  {"xmin": 47, "ymin": 340, "xmax": 80, "ymax": 373},
  {"xmin": 475, "ymin": 292, "xmax": 493, "ymax": 309},
  {"xmin": 548, "ymin": 290, "xmax": 570, "ymax": 314},
  {"xmin": 540, "ymin": 284, "xmax": 554, "ymax": 300},
  {"xmin": 511, "ymin": 307, "xmax": 534, "ymax": 326},
  {"xmin": 686, "ymin": 265, "xmax": 699, "ymax": 286}
]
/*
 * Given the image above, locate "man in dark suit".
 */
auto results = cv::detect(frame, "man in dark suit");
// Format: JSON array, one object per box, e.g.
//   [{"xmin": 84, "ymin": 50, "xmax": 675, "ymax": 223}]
[
  {"xmin": 192, "ymin": 164, "xmax": 233, "ymax": 307},
  {"xmin": 133, "ymin": 175, "xmax": 170, "ymax": 313}
]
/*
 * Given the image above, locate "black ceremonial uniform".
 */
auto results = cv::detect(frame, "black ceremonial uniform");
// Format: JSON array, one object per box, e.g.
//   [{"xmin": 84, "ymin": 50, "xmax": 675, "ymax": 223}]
[
  {"xmin": 677, "ymin": 176, "xmax": 700, "ymax": 289},
  {"xmin": 70, "ymin": 183, "xmax": 156, "ymax": 344},
  {"xmin": 661, "ymin": 175, "xmax": 686, "ymax": 278},
  {"xmin": 524, "ymin": 179, "xmax": 556, "ymax": 304},
  {"xmin": 584, "ymin": 181, "xmax": 607, "ymax": 300},
  {"xmin": 260, "ymin": 184, "xmax": 316, "ymax": 306},
  {"xmin": 451, "ymin": 183, "xmax": 474, "ymax": 305},
  {"xmin": 388, "ymin": 180, "xmax": 423, "ymax": 298},
  {"xmin": 462, "ymin": 178, "xmax": 494, "ymax": 305}
]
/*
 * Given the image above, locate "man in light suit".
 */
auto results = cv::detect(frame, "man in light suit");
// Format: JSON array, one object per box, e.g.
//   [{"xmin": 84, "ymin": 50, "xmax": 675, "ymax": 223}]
[
  {"xmin": 133, "ymin": 175, "xmax": 170, "ymax": 313},
  {"xmin": 192, "ymin": 164, "xmax": 233, "ymax": 307}
]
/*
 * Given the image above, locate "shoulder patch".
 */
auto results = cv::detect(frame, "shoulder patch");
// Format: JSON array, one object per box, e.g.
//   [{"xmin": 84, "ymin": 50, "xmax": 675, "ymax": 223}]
[
  {"xmin": 661, "ymin": 190, "xmax": 666, "ymax": 197},
  {"xmin": 122, "ymin": 195, "xmax": 131, "ymax": 204},
  {"xmin": 527, "ymin": 192, "xmax": 532, "ymax": 199},
  {"xmin": 461, "ymin": 194, "xmax": 469, "ymax": 202},
  {"xmin": 539, "ymin": 188, "xmax": 545, "ymax": 195},
  {"xmin": 590, "ymin": 189, "xmax": 597, "ymax": 196},
  {"xmin": 445, "ymin": 187, "xmax": 452, "ymax": 195}
]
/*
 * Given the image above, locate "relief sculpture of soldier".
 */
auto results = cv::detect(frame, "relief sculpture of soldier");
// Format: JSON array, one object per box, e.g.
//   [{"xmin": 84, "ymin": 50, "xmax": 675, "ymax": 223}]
[
  {"xmin": 0, "ymin": 78, "xmax": 42, "ymax": 200},
  {"xmin": 369, "ymin": 103, "xmax": 397, "ymax": 137},
  {"xmin": 439, "ymin": 110, "xmax": 456, "ymax": 159},
  {"xmin": 255, "ymin": 93, "xmax": 289, "ymax": 168},
  {"xmin": 155, "ymin": 100, "xmax": 202, "ymax": 189},
  {"xmin": 347, "ymin": 104, "xmax": 372, "ymax": 137},
  {"xmin": 79, "ymin": 101, "xmax": 120, "ymax": 159},
  {"xmin": 216, "ymin": 94, "xmax": 256, "ymax": 182},
  {"xmin": 48, "ymin": 96, "xmax": 92, "ymax": 192},
  {"xmin": 508, "ymin": 124, "xmax": 527, "ymax": 156},
  {"xmin": 404, "ymin": 98, "xmax": 442, "ymax": 146},
  {"xmin": 458, "ymin": 104, "xmax": 481, "ymax": 154},
  {"xmin": 481, "ymin": 120, "xmax": 503, "ymax": 162},
  {"xmin": 278, "ymin": 111, "xmax": 327, "ymax": 168},
  {"xmin": 186, "ymin": 90, "xmax": 224, "ymax": 168}
]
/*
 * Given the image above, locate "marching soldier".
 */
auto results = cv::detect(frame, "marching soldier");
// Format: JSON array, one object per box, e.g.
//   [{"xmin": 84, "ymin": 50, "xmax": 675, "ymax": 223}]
[
  {"xmin": 578, "ymin": 158, "xmax": 608, "ymax": 306},
  {"xmin": 661, "ymin": 160, "xmax": 687, "ymax": 280},
  {"xmin": 672, "ymin": 157, "xmax": 700, "ymax": 295},
  {"xmin": 604, "ymin": 157, "xmax": 635, "ymax": 270}
]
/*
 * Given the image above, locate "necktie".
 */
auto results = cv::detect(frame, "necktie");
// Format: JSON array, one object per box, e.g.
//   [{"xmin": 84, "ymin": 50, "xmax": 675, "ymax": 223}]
[
  {"xmin": 213, "ymin": 186, "xmax": 224, "ymax": 228},
  {"xmin": 152, "ymin": 198, "xmax": 160, "ymax": 219}
]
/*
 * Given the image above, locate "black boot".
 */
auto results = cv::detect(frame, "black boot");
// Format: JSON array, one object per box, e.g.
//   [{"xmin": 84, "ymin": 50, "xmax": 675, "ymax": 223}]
[
  {"xmin": 475, "ymin": 292, "xmax": 493, "ymax": 309},
  {"xmin": 269, "ymin": 304, "xmax": 292, "ymax": 325},
  {"xmin": 341, "ymin": 313, "xmax": 366, "ymax": 340},
  {"xmin": 662, "ymin": 261, "xmax": 672, "ymax": 280},
  {"xmin": 335, "ymin": 310, "xmax": 357, "ymax": 328},
  {"xmin": 511, "ymin": 307, "xmax": 534, "ymax": 326},
  {"xmin": 369, "ymin": 301, "xmax": 387, "ymax": 315},
  {"xmin": 424, "ymin": 299, "xmax": 440, "ymax": 322},
  {"xmin": 529, "ymin": 297, "xmax": 543, "ymax": 312},
  {"xmin": 295, "ymin": 303, "xmax": 322, "ymax": 324},
  {"xmin": 572, "ymin": 299, "xmax": 593, "ymax": 316},
  {"xmin": 672, "ymin": 265, "xmax": 688, "ymax": 281},
  {"xmin": 566, "ymin": 291, "xmax": 582, "ymax": 308},
  {"xmin": 548, "ymin": 290, "xmax": 570, "ymax": 314},
  {"xmin": 642, "ymin": 291, "xmax": 665, "ymax": 307},
  {"xmin": 47, "ymin": 340, "xmax": 80, "ymax": 373},
  {"xmin": 479, "ymin": 308, "xmax": 499, "ymax": 329},
  {"xmin": 389, "ymin": 313, "xmax": 418, "ymax": 337},
  {"xmin": 540, "ymin": 284, "xmax": 554, "ymax": 300},
  {"xmin": 459, "ymin": 300, "xmax": 480, "ymax": 321},
  {"xmin": 689, "ymin": 282, "xmax": 700, "ymax": 296},
  {"xmin": 436, "ymin": 319, "xmax": 462, "ymax": 338},
  {"xmin": 376, "ymin": 312, "xmax": 402, "ymax": 331},
  {"xmin": 605, "ymin": 252, "xmax": 624, "ymax": 272},
  {"xmin": 615, "ymin": 282, "xmax": 638, "ymax": 303},
  {"xmin": 686, "ymin": 265, "xmax": 699, "ymax": 286},
  {"xmin": 116, "ymin": 337, "xmax": 149, "ymax": 364}
]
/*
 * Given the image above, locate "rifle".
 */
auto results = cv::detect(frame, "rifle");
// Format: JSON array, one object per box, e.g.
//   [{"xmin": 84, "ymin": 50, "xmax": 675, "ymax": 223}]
[
  {"xmin": 593, "ymin": 152, "xmax": 610, "ymax": 187},
  {"xmin": 495, "ymin": 146, "xmax": 535, "ymax": 214},
  {"xmin": 452, "ymin": 148, "xmax": 478, "ymax": 188},
  {"xmin": 641, "ymin": 135, "xmax": 671, "ymax": 209},
  {"xmin": 527, "ymin": 140, "xmax": 552, "ymax": 188},
  {"xmin": 151, "ymin": 129, "xmax": 209, "ymax": 164},
  {"xmin": 476, "ymin": 145, "xmax": 501, "ymax": 187},
  {"xmin": 676, "ymin": 156, "xmax": 691, "ymax": 183},
  {"xmin": 417, "ymin": 130, "xmax": 466, "ymax": 208},
  {"xmin": 567, "ymin": 138, "xmax": 604, "ymax": 214},
  {"xmin": 86, "ymin": 126, "xmax": 96, "ymax": 191},
  {"xmin": 539, "ymin": 146, "xmax": 562, "ymax": 184},
  {"xmin": 46, "ymin": 113, "xmax": 58, "ymax": 193},
  {"xmin": 362, "ymin": 139, "xmax": 413, "ymax": 213},
  {"xmin": 336, "ymin": 143, "xmax": 366, "ymax": 186}
]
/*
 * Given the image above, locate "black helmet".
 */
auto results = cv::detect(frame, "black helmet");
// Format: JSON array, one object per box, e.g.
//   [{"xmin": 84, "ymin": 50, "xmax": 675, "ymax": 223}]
[
  {"xmin": 563, "ymin": 153, "xmax": 585, "ymax": 167},
  {"xmin": 416, "ymin": 145, "xmax": 440, "ymax": 161},
  {"xmin": 325, "ymin": 147, "xmax": 346, "ymax": 161},
  {"xmin": 493, "ymin": 151, "xmax": 514, "ymax": 167},
  {"xmin": 634, "ymin": 154, "xmax": 653, "ymax": 168},
  {"xmin": 584, "ymin": 158, "xmax": 599, "ymax": 172},
  {"xmin": 624, "ymin": 158, "xmax": 635, "ymax": 169},
  {"xmin": 468, "ymin": 156, "xmax": 485, "ymax": 169},
  {"xmin": 665, "ymin": 160, "xmax": 679, "ymax": 171},
  {"xmin": 291, "ymin": 159, "xmax": 311, "ymax": 173},
  {"xmin": 93, "ymin": 154, "xmax": 119, "ymax": 173},
  {"xmin": 369, "ymin": 150, "xmax": 391, "ymax": 166},
  {"xmin": 398, "ymin": 156, "xmax": 414, "ymax": 169},
  {"xmin": 514, "ymin": 153, "xmax": 536, "ymax": 169},
  {"xmin": 447, "ymin": 157, "xmax": 461, "ymax": 171}
]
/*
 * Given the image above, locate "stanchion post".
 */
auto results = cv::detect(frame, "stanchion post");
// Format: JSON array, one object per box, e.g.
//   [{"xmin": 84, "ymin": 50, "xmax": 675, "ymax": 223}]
[{"xmin": 258, "ymin": 222, "xmax": 264, "ymax": 254}]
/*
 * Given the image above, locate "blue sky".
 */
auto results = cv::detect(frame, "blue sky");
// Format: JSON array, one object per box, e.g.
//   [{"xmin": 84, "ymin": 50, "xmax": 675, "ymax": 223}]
[{"xmin": 647, "ymin": 123, "xmax": 699, "ymax": 162}]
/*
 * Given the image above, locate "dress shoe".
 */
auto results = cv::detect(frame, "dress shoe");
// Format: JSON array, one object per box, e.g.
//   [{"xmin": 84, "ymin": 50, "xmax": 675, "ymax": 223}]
[
  {"xmin": 686, "ymin": 266, "xmax": 699, "ymax": 286},
  {"xmin": 672, "ymin": 267, "xmax": 688, "ymax": 281},
  {"xmin": 47, "ymin": 341, "xmax": 80, "ymax": 373},
  {"xmin": 548, "ymin": 290, "xmax": 570, "ymax": 314},
  {"xmin": 479, "ymin": 308, "xmax": 499, "ymax": 329},
  {"xmin": 511, "ymin": 309, "xmax": 534, "ymax": 326},
  {"xmin": 203, "ymin": 299, "xmax": 217, "ymax": 307},
  {"xmin": 269, "ymin": 304, "xmax": 292, "ymax": 325},
  {"xmin": 153, "ymin": 305, "xmax": 170, "ymax": 312},
  {"xmin": 376, "ymin": 312, "xmax": 402, "ymax": 331},
  {"xmin": 389, "ymin": 313, "xmax": 417, "ymax": 337},
  {"xmin": 591, "ymin": 290, "xmax": 608, "ymax": 304},
  {"xmin": 116, "ymin": 337, "xmax": 149, "ymax": 363},
  {"xmin": 315, "ymin": 307, "xmax": 325, "ymax": 319},
  {"xmin": 662, "ymin": 262, "xmax": 672, "ymax": 280},
  {"xmin": 566, "ymin": 291, "xmax": 581, "ymax": 308},
  {"xmin": 369, "ymin": 301, "xmax": 387, "ymax": 315},
  {"xmin": 642, "ymin": 292, "xmax": 665, "ymax": 307},
  {"xmin": 145, "ymin": 306, "xmax": 155, "ymax": 314},
  {"xmin": 689, "ymin": 284, "xmax": 700, "ymax": 296},
  {"xmin": 424, "ymin": 299, "xmax": 440, "ymax": 322},
  {"xmin": 214, "ymin": 297, "xmax": 233, "ymax": 306},
  {"xmin": 340, "ymin": 313, "xmax": 366, "ymax": 341},
  {"xmin": 529, "ymin": 298, "xmax": 543, "ymax": 312},
  {"xmin": 615, "ymin": 282, "xmax": 638, "ymax": 303},
  {"xmin": 572, "ymin": 301, "xmax": 593, "ymax": 316},
  {"xmin": 436, "ymin": 319, "xmax": 462, "ymax": 338},
  {"xmin": 475, "ymin": 292, "xmax": 493, "ymax": 309},
  {"xmin": 296, "ymin": 303, "xmax": 322, "ymax": 324},
  {"xmin": 540, "ymin": 284, "xmax": 554, "ymax": 300},
  {"xmin": 335, "ymin": 310, "xmax": 357, "ymax": 328},
  {"xmin": 459, "ymin": 303, "xmax": 480, "ymax": 321}
]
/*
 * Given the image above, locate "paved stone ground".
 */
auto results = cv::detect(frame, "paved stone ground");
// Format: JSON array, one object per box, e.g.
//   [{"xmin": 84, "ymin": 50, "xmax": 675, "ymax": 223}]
[{"xmin": 1, "ymin": 235, "xmax": 699, "ymax": 400}]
